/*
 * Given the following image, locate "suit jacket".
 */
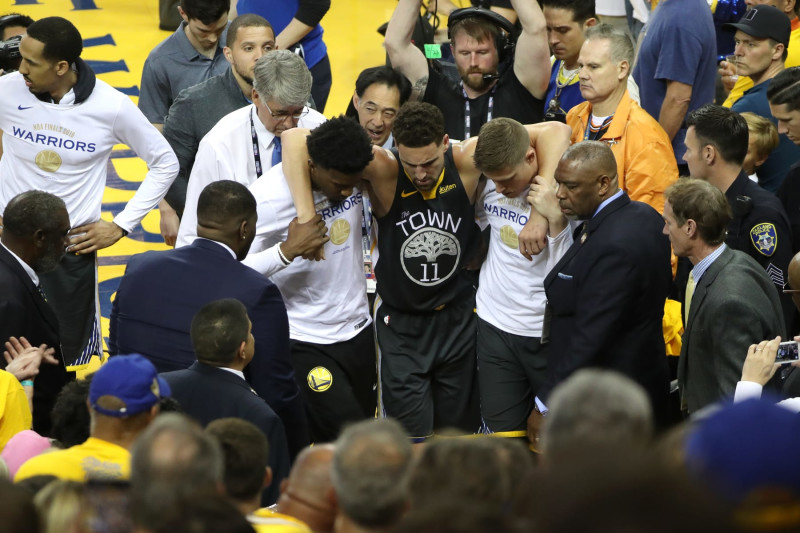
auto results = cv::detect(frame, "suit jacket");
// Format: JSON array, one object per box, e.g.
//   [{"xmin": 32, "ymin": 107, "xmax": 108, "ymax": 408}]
[
  {"xmin": 0, "ymin": 245, "xmax": 70, "ymax": 435},
  {"xmin": 162, "ymin": 362, "xmax": 290, "ymax": 505},
  {"xmin": 678, "ymin": 246, "xmax": 785, "ymax": 414},
  {"xmin": 109, "ymin": 239, "xmax": 308, "ymax": 457},
  {"xmin": 542, "ymin": 193, "xmax": 672, "ymax": 419}
]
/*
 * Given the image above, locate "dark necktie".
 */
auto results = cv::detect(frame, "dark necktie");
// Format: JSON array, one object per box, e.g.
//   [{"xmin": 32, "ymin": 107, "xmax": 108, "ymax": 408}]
[{"xmin": 36, "ymin": 284, "xmax": 47, "ymax": 301}]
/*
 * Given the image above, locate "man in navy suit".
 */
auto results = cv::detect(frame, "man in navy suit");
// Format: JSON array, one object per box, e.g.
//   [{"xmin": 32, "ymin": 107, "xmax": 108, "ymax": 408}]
[
  {"xmin": 161, "ymin": 298, "xmax": 290, "ymax": 505},
  {"xmin": 528, "ymin": 141, "xmax": 672, "ymax": 444},
  {"xmin": 109, "ymin": 180, "xmax": 321, "ymax": 458},
  {"xmin": 0, "ymin": 191, "xmax": 72, "ymax": 435}
]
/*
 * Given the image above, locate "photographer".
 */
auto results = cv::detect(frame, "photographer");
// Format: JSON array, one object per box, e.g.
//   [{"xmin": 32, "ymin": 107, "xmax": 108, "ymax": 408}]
[{"xmin": 0, "ymin": 13, "xmax": 33, "ymax": 74}]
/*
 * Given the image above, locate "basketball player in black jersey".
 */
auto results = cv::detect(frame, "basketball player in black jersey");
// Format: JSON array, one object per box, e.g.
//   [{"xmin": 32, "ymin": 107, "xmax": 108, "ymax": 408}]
[{"xmin": 280, "ymin": 103, "xmax": 571, "ymax": 440}]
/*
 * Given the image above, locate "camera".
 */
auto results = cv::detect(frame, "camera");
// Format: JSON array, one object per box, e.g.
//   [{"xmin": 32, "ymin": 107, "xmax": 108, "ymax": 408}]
[
  {"xmin": 0, "ymin": 34, "xmax": 22, "ymax": 73},
  {"xmin": 544, "ymin": 97, "xmax": 567, "ymax": 124},
  {"xmin": 776, "ymin": 340, "xmax": 800, "ymax": 364}
]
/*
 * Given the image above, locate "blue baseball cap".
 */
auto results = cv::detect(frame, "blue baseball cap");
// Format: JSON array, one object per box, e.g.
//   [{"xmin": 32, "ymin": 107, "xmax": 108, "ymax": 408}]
[
  {"xmin": 685, "ymin": 399, "xmax": 800, "ymax": 503},
  {"xmin": 89, "ymin": 354, "xmax": 171, "ymax": 417}
]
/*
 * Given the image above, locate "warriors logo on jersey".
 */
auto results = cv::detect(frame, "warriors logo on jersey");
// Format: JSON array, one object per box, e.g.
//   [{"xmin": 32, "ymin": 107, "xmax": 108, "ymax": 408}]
[
  {"xmin": 329, "ymin": 218, "xmax": 351, "ymax": 245},
  {"xmin": 307, "ymin": 367, "xmax": 333, "ymax": 392},
  {"xmin": 401, "ymin": 227, "xmax": 461, "ymax": 287}
]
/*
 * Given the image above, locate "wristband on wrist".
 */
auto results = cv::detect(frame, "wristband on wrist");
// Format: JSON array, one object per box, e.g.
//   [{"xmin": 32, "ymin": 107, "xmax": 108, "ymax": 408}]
[
  {"xmin": 20, "ymin": 380, "xmax": 34, "ymax": 387},
  {"xmin": 277, "ymin": 243, "xmax": 292, "ymax": 266}
]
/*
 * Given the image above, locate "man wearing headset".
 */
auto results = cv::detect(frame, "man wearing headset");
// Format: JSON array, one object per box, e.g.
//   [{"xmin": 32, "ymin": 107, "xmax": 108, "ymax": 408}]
[{"xmin": 385, "ymin": 0, "xmax": 551, "ymax": 142}]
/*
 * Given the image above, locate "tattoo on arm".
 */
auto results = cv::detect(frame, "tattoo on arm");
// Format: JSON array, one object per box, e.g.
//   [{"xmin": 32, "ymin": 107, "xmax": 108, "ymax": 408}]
[{"xmin": 411, "ymin": 76, "xmax": 429, "ymax": 102}]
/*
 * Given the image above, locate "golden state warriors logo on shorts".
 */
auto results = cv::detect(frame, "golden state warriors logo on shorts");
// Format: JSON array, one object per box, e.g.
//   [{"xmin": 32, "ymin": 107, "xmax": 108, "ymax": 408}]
[
  {"xmin": 750, "ymin": 223, "xmax": 777, "ymax": 257},
  {"xmin": 307, "ymin": 367, "xmax": 332, "ymax": 392}
]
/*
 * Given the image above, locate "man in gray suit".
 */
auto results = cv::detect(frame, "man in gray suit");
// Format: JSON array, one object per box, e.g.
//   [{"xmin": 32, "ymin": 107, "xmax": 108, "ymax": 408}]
[{"xmin": 663, "ymin": 179, "xmax": 785, "ymax": 414}]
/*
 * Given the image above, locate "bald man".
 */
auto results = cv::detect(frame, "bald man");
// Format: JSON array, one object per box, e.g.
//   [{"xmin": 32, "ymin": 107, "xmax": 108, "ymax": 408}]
[
  {"xmin": 529, "ymin": 141, "xmax": 672, "ymax": 444},
  {"xmin": 275, "ymin": 445, "xmax": 337, "ymax": 533}
]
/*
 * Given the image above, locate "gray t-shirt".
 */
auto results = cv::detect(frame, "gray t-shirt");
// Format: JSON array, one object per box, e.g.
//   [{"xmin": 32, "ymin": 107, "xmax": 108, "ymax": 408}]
[{"xmin": 138, "ymin": 20, "xmax": 230, "ymax": 124}]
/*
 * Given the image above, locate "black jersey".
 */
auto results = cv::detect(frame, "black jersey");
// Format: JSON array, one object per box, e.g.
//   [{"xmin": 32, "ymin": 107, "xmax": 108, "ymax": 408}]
[{"xmin": 373, "ymin": 147, "xmax": 480, "ymax": 312}]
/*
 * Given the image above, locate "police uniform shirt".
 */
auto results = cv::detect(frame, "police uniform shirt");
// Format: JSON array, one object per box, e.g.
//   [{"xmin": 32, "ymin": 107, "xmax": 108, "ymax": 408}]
[
  {"xmin": 0, "ymin": 69, "xmax": 178, "ymax": 232},
  {"xmin": 372, "ymin": 146, "xmax": 480, "ymax": 312},
  {"xmin": 176, "ymin": 105, "xmax": 327, "ymax": 247},
  {"xmin": 246, "ymin": 164, "xmax": 371, "ymax": 345},
  {"xmin": 475, "ymin": 180, "xmax": 572, "ymax": 337},
  {"xmin": 725, "ymin": 171, "xmax": 792, "ymax": 289}
]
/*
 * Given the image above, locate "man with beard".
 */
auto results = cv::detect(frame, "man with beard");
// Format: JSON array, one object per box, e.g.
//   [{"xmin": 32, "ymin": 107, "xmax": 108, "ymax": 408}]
[
  {"xmin": 0, "ymin": 17, "xmax": 178, "ymax": 373},
  {"xmin": 0, "ymin": 191, "xmax": 72, "ymax": 434},
  {"xmin": 160, "ymin": 14, "xmax": 275, "ymax": 228},
  {"xmin": 176, "ymin": 50, "xmax": 325, "ymax": 247},
  {"xmin": 384, "ymin": 0, "xmax": 551, "ymax": 141}
]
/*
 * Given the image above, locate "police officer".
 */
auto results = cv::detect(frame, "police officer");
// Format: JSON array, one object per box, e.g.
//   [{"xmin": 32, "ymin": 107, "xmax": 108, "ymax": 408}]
[{"xmin": 684, "ymin": 105, "xmax": 793, "ymax": 331}]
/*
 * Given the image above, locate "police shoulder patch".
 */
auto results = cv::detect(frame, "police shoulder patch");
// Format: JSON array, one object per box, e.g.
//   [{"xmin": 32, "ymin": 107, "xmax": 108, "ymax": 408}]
[
  {"xmin": 307, "ymin": 366, "xmax": 333, "ymax": 392},
  {"xmin": 750, "ymin": 222, "xmax": 777, "ymax": 257}
]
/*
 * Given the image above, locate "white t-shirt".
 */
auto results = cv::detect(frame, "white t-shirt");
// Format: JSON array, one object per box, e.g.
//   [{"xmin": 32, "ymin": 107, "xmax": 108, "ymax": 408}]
[
  {"xmin": 177, "ymin": 105, "xmax": 326, "ymax": 247},
  {"xmin": 475, "ymin": 180, "xmax": 572, "ymax": 337},
  {"xmin": 244, "ymin": 164, "xmax": 371, "ymax": 344},
  {"xmin": 0, "ymin": 72, "xmax": 178, "ymax": 231}
]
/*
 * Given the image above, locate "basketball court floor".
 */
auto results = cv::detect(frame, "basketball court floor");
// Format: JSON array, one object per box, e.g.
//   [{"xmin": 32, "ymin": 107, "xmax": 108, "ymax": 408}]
[{"xmin": 1, "ymin": 0, "xmax": 397, "ymax": 369}]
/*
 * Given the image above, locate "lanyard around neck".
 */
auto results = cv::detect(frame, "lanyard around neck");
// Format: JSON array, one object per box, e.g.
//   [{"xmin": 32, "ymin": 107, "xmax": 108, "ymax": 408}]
[
  {"xmin": 462, "ymin": 83, "xmax": 496, "ymax": 139},
  {"xmin": 250, "ymin": 108, "xmax": 263, "ymax": 178}
]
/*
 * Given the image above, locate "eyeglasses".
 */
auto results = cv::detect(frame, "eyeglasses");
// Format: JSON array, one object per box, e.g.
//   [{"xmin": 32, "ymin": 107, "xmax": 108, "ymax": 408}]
[{"xmin": 264, "ymin": 101, "xmax": 308, "ymax": 122}]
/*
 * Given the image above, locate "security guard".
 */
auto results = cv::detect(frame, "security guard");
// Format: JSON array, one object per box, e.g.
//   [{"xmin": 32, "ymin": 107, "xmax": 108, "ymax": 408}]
[
  {"xmin": 725, "ymin": 170, "xmax": 794, "ymax": 330},
  {"xmin": 684, "ymin": 105, "xmax": 793, "ymax": 332}
]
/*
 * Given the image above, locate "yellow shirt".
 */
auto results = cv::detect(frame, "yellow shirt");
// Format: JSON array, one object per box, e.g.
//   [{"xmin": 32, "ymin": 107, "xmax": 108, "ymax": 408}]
[
  {"xmin": 248, "ymin": 508, "xmax": 313, "ymax": 533},
  {"xmin": 724, "ymin": 18, "xmax": 800, "ymax": 107},
  {"xmin": 14, "ymin": 437, "xmax": 130, "ymax": 482},
  {"xmin": 0, "ymin": 370, "xmax": 31, "ymax": 452}
]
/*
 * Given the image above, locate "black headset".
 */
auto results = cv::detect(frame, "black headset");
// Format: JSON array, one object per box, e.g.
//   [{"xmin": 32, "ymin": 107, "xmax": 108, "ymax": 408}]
[{"xmin": 446, "ymin": 7, "xmax": 517, "ymax": 64}]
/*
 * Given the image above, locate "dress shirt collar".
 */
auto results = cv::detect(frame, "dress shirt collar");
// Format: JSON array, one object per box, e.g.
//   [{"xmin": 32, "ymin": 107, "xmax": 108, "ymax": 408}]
[
  {"xmin": 592, "ymin": 188, "xmax": 624, "ymax": 218},
  {"xmin": 218, "ymin": 367, "xmax": 246, "ymax": 381},
  {"xmin": 691, "ymin": 243, "xmax": 727, "ymax": 284},
  {"xmin": 1, "ymin": 242, "xmax": 38, "ymax": 285},
  {"xmin": 195, "ymin": 237, "xmax": 237, "ymax": 259}
]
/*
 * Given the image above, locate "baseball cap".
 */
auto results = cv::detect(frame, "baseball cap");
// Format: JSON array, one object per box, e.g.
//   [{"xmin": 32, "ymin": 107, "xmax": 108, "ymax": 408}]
[
  {"xmin": 89, "ymin": 354, "xmax": 171, "ymax": 417},
  {"xmin": 723, "ymin": 5, "xmax": 791, "ymax": 47},
  {"xmin": 685, "ymin": 399, "xmax": 800, "ymax": 503}
]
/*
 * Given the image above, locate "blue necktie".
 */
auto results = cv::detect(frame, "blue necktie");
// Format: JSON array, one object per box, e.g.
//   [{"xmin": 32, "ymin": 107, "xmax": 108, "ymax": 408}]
[{"xmin": 271, "ymin": 137, "xmax": 282, "ymax": 166}]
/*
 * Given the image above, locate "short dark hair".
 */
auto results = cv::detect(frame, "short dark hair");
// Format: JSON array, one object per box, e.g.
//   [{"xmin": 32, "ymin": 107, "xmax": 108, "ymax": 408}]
[
  {"xmin": 664, "ymin": 179, "xmax": 732, "ymax": 246},
  {"xmin": 540, "ymin": 0, "xmax": 597, "ymax": 23},
  {"xmin": 355, "ymin": 66, "xmax": 412, "ymax": 105},
  {"xmin": 767, "ymin": 66, "xmax": 800, "ymax": 112},
  {"xmin": 180, "ymin": 0, "xmax": 230, "ymax": 24},
  {"xmin": 196, "ymin": 180, "xmax": 256, "ymax": 227},
  {"xmin": 25, "ymin": 16, "xmax": 82, "ymax": 64},
  {"xmin": 0, "ymin": 13, "xmax": 34, "ymax": 36},
  {"xmin": 190, "ymin": 299, "xmax": 249, "ymax": 366},
  {"xmin": 50, "ymin": 375, "xmax": 93, "ymax": 448},
  {"xmin": 2, "ymin": 190, "xmax": 67, "ymax": 239},
  {"xmin": 562, "ymin": 140, "xmax": 618, "ymax": 180},
  {"xmin": 393, "ymin": 102, "xmax": 446, "ymax": 148},
  {"xmin": 225, "ymin": 13, "xmax": 272, "ymax": 48},
  {"xmin": 686, "ymin": 104, "xmax": 748, "ymax": 166},
  {"xmin": 306, "ymin": 115, "xmax": 375, "ymax": 173},
  {"xmin": 206, "ymin": 418, "xmax": 269, "ymax": 502}
]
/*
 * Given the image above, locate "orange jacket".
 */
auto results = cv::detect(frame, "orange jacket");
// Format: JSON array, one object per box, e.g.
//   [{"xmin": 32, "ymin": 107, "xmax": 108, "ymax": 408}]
[{"xmin": 566, "ymin": 89, "xmax": 679, "ymax": 215}]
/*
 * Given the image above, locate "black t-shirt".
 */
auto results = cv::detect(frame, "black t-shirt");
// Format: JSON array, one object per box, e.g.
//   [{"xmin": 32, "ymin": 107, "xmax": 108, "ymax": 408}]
[{"xmin": 423, "ymin": 62, "xmax": 544, "ymax": 140}]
